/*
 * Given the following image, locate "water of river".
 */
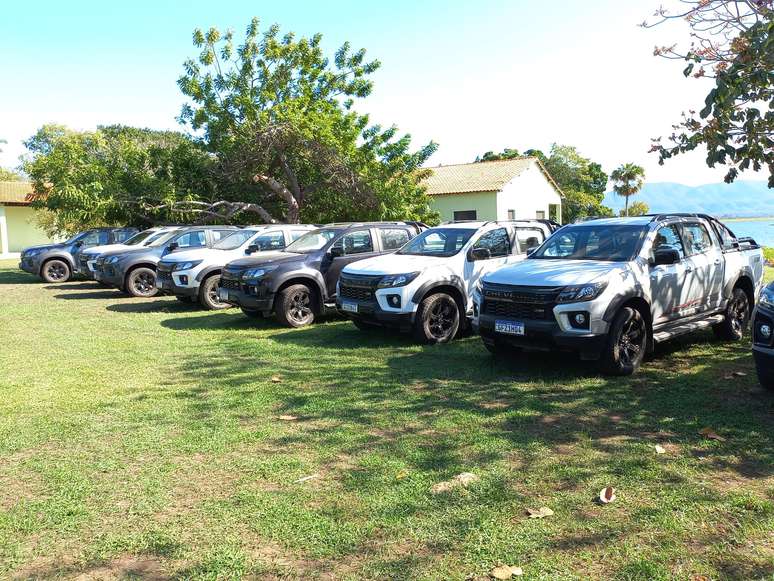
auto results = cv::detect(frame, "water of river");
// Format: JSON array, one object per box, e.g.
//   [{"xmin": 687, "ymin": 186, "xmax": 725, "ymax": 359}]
[{"xmin": 726, "ymin": 219, "xmax": 774, "ymax": 248}]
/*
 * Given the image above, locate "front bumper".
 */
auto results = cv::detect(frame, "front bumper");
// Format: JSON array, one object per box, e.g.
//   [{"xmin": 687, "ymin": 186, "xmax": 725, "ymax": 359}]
[
  {"xmin": 19, "ymin": 256, "xmax": 40, "ymax": 275},
  {"xmin": 156, "ymin": 269, "xmax": 198, "ymax": 297},
  {"xmin": 477, "ymin": 313, "xmax": 607, "ymax": 360},
  {"xmin": 94, "ymin": 263, "xmax": 125, "ymax": 288},
  {"xmin": 336, "ymin": 297, "xmax": 414, "ymax": 329},
  {"xmin": 76, "ymin": 256, "xmax": 99, "ymax": 279},
  {"xmin": 219, "ymin": 276, "xmax": 275, "ymax": 313}
]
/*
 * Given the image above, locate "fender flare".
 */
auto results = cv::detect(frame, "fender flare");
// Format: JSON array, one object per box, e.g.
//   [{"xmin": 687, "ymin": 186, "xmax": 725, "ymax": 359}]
[
  {"xmin": 602, "ymin": 290, "xmax": 650, "ymax": 323},
  {"xmin": 40, "ymin": 253, "xmax": 75, "ymax": 273},
  {"xmin": 411, "ymin": 276, "xmax": 467, "ymax": 306},
  {"xmin": 271, "ymin": 270, "xmax": 327, "ymax": 301},
  {"xmin": 195, "ymin": 265, "xmax": 222, "ymax": 282}
]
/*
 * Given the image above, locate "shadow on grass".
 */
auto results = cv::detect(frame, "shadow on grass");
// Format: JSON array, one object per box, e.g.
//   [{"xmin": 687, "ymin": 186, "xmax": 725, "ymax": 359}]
[
  {"xmin": 46, "ymin": 281, "xmax": 106, "ymax": 291},
  {"xmin": 55, "ymin": 290, "xmax": 125, "ymax": 301},
  {"xmin": 0, "ymin": 270, "xmax": 39, "ymax": 285},
  {"xmin": 105, "ymin": 298, "xmax": 200, "ymax": 314}
]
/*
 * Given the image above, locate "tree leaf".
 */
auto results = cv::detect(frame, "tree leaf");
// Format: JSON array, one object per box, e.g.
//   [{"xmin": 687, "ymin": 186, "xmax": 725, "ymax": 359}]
[
  {"xmin": 526, "ymin": 506, "xmax": 554, "ymax": 519},
  {"xmin": 698, "ymin": 427, "xmax": 726, "ymax": 442},
  {"xmin": 277, "ymin": 415, "xmax": 298, "ymax": 421},
  {"xmin": 490, "ymin": 565, "xmax": 523, "ymax": 579},
  {"xmin": 654, "ymin": 444, "xmax": 666, "ymax": 454},
  {"xmin": 271, "ymin": 375, "xmax": 283, "ymax": 383},
  {"xmin": 430, "ymin": 472, "xmax": 480, "ymax": 494}
]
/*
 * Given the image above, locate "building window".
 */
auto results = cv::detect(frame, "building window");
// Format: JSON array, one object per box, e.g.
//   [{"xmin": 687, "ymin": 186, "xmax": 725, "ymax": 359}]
[
  {"xmin": 507, "ymin": 209, "xmax": 516, "ymax": 220},
  {"xmin": 536, "ymin": 210, "xmax": 546, "ymax": 219},
  {"xmin": 453, "ymin": 210, "xmax": 477, "ymax": 221}
]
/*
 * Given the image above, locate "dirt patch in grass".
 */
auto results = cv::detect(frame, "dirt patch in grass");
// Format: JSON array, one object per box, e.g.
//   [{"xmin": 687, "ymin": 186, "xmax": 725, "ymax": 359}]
[{"xmin": 13, "ymin": 555, "xmax": 171, "ymax": 580}]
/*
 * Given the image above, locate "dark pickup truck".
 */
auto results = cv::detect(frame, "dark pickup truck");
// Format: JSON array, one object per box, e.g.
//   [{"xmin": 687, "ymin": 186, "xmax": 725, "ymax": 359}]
[{"xmin": 219, "ymin": 222, "xmax": 425, "ymax": 327}]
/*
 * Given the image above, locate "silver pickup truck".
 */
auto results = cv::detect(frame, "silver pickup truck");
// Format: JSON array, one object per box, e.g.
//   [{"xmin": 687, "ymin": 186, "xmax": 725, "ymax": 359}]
[{"xmin": 473, "ymin": 214, "xmax": 764, "ymax": 375}]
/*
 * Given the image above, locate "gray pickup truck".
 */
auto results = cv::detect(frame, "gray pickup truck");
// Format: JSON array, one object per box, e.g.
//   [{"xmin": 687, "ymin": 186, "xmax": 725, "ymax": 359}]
[
  {"xmin": 19, "ymin": 227, "xmax": 138, "ymax": 283},
  {"xmin": 474, "ymin": 214, "xmax": 764, "ymax": 375}
]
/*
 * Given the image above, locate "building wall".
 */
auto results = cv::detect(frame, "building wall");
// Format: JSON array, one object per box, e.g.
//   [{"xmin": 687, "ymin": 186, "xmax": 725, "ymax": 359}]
[
  {"xmin": 496, "ymin": 163, "xmax": 562, "ymax": 222},
  {"xmin": 0, "ymin": 205, "xmax": 57, "ymax": 254},
  {"xmin": 429, "ymin": 191, "xmax": 499, "ymax": 222}
]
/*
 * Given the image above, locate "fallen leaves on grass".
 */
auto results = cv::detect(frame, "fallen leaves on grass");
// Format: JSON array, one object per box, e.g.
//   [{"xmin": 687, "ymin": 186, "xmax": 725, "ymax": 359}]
[
  {"xmin": 430, "ymin": 472, "xmax": 479, "ymax": 494},
  {"xmin": 526, "ymin": 506, "xmax": 554, "ymax": 519},
  {"xmin": 277, "ymin": 415, "xmax": 298, "ymax": 421},
  {"xmin": 271, "ymin": 375, "xmax": 283, "ymax": 383},
  {"xmin": 698, "ymin": 427, "xmax": 726, "ymax": 442},
  {"xmin": 396, "ymin": 469, "xmax": 409, "ymax": 480},
  {"xmin": 654, "ymin": 444, "xmax": 666, "ymax": 454},
  {"xmin": 598, "ymin": 486, "xmax": 616, "ymax": 504},
  {"xmin": 723, "ymin": 371, "xmax": 747, "ymax": 379},
  {"xmin": 489, "ymin": 564, "xmax": 524, "ymax": 579},
  {"xmin": 293, "ymin": 473, "xmax": 319, "ymax": 484}
]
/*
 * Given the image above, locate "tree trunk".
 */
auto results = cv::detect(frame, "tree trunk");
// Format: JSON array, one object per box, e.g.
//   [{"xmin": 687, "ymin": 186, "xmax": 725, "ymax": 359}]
[{"xmin": 624, "ymin": 195, "xmax": 629, "ymax": 217}]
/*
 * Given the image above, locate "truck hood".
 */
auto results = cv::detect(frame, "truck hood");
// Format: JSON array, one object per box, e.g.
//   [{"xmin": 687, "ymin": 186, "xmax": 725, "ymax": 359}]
[
  {"xmin": 99, "ymin": 246, "xmax": 162, "ymax": 260},
  {"xmin": 81, "ymin": 243, "xmax": 131, "ymax": 256},
  {"xmin": 225, "ymin": 251, "xmax": 303, "ymax": 270},
  {"xmin": 484, "ymin": 259, "xmax": 624, "ymax": 287},
  {"xmin": 161, "ymin": 248, "xmax": 226, "ymax": 263},
  {"xmin": 23, "ymin": 243, "xmax": 65, "ymax": 253},
  {"xmin": 343, "ymin": 253, "xmax": 443, "ymax": 275}
]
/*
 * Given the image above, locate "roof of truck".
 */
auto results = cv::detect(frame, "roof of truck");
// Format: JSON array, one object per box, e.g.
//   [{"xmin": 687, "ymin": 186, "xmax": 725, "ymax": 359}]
[{"xmin": 573, "ymin": 217, "xmax": 654, "ymax": 226}]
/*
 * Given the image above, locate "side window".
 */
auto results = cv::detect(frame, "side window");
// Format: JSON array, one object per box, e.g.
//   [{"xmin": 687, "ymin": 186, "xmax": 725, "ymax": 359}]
[
  {"xmin": 515, "ymin": 228, "xmax": 544, "ymax": 254},
  {"xmin": 112, "ymin": 230, "xmax": 133, "ymax": 243},
  {"xmin": 379, "ymin": 228, "xmax": 410, "ymax": 251},
  {"xmin": 653, "ymin": 225, "xmax": 685, "ymax": 260},
  {"xmin": 472, "ymin": 228, "xmax": 510, "ymax": 258},
  {"xmin": 176, "ymin": 231, "xmax": 206, "ymax": 248},
  {"xmin": 80, "ymin": 231, "xmax": 103, "ymax": 246},
  {"xmin": 290, "ymin": 230, "xmax": 309, "ymax": 242},
  {"xmin": 340, "ymin": 230, "xmax": 374, "ymax": 255},
  {"xmin": 682, "ymin": 223, "xmax": 713, "ymax": 256},
  {"xmin": 714, "ymin": 223, "xmax": 737, "ymax": 251},
  {"xmin": 212, "ymin": 230, "xmax": 236, "ymax": 243},
  {"xmin": 253, "ymin": 231, "xmax": 286, "ymax": 251}
]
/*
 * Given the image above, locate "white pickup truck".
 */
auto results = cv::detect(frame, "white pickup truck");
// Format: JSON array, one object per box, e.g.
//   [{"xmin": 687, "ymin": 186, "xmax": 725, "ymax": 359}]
[
  {"xmin": 473, "ymin": 214, "xmax": 764, "ymax": 375},
  {"xmin": 336, "ymin": 220, "xmax": 558, "ymax": 343}
]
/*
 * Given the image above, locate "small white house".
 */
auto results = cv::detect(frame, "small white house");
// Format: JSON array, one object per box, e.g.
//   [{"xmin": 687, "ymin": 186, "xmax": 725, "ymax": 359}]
[{"xmin": 423, "ymin": 157, "xmax": 563, "ymax": 223}]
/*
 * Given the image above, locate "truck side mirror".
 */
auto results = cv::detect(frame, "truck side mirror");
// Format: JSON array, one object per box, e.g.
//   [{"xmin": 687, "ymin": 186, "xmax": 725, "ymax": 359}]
[
  {"xmin": 245, "ymin": 244, "xmax": 259, "ymax": 255},
  {"xmin": 166, "ymin": 242, "xmax": 179, "ymax": 252},
  {"xmin": 468, "ymin": 247, "xmax": 491, "ymax": 261},
  {"xmin": 330, "ymin": 245, "xmax": 344, "ymax": 258},
  {"xmin": 651, "ymin": 248, "xmax": 680, "ymax": 266}
]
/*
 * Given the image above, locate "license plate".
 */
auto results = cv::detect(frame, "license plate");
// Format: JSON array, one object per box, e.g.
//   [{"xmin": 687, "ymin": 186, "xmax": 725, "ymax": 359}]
[
  {"xmin": 495, "ymin": 320, "xmax": 524, "ymax": 335},
  {"xmin": 341, "ymin": 300, "xmax": 358, "ymax": 313},
  {"xmin": 218, "ymin": 288, "xmax": 230, "ymax": 301}
]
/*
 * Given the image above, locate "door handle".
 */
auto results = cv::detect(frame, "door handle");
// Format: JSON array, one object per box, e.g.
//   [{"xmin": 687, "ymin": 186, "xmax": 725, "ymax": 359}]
[{"xmin": 685, "ymin": 266, "xmax": 693, "ymax": 273}]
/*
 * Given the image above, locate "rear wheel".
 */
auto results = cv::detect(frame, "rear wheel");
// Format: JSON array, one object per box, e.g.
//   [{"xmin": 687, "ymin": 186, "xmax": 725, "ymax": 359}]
[
  {"xmin": 41, "ymin": 259, "xmax": 71, "ymax": 283},
  {"xmin": 413, "ymin": 293, "xmax": 460, "ymax": 344},
  {"xmin": 275, "ymin": 284, "xmax": 317, "ymax": 328},
  {"xmin": 125, "ymin": 267, "xmax": 159, "ymax": 298},
  {"xmin": 199, "ymin": 274, "xmax": 229, "ymax": 310},
  {"xmin": 713, "ymin": 287, "xmax": 750, "ymax": 341},
  {"xmin": 600, "ymin": 306, "xmax": 647, "ymax": 376}
]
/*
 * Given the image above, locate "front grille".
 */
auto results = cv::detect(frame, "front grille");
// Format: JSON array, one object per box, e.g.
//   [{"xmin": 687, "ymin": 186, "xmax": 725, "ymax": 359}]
[
  {"xmin": 339, "ymin": 273, "xmax": 382, "ymax": 302},
  {"xmin": 156, "ymin": 271, "xmax": 173, "ymax": 284},
  {"xmin": 79, "ymin": 256, "xmax": 89, "ymax": 269},
  {"xmin": 340, "ymin": 285, "xmax": 374, "ymax": 301},
  {"xmin": 481, "ymin": 283, "xmax": 562, "ymax": 320},
  {"xmin": 220, "ymin": 278, "xmax": 241, "ymax": 290}
]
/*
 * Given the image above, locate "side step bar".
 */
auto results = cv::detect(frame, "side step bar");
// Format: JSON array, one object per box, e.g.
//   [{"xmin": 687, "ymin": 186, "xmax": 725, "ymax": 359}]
[{"xmin": 652, "ymin": 314, "xmax": 724, "ymax": 343}]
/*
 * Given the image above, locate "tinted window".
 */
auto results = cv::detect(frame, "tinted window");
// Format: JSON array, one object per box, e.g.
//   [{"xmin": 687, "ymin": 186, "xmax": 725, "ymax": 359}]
[
  {"xmin": 81, "ymin": 231, "xmax": 109, "ymax": 246},
  {"xmin": 398, "ymin": 228, "xmax": 476, "ymax": 257},
  {"xmin": 472, "ymin": 228, "xmax": 510, "ymax": 257},
  {"xmin": 290, "ymin": 230, "xmax": 310, "ymax": 241},
  {"xmin": 681, "ymin": 223, "xmax": 713, "ymax": 255},
  {"xmin": 379, "ymin": 228, "xmax": 410, "ymax": 251},
  {"xmin": 112, "ymin": 230, "xmax": 134, "ymax": 243},
  {"xmin": 453, "ymin": 210, "xmax": 477, "ymax": 221},
  {"xmin": 252, "ymin": 231, "xmax": 286, "ymax": 251},
  {"xmin": 125, "ymin": 230, "xmax": 156, "ymax": 246},
  {"xmin": 532, "ymin": 225, "xmax": 646, "ymax": 261},
  {"xmin": 653, "ymin": 225, "xmax": 685, "ymax": 259},
  {"xmin": 175, "ymin": 231, "xmax": 206, "ymax": 248},
  {"xmin": 339, "ymin": 230, "xmax": 373, "ymax": 255},
  {"xmin": 515, "ymin": 228, "xmax": 544, "ymax": 253}
]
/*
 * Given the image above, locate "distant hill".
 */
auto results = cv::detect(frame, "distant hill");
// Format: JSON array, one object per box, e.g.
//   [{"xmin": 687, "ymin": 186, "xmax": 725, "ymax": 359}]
[{"xmin": 602, "ymin": 181, "xmax": 773, "ymax": 217}]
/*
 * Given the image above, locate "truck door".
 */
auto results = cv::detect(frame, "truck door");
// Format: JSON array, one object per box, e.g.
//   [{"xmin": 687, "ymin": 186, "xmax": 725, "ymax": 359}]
[
  {"xmin": 649, "ymin": 224, "xmax": 690, "ymax": 325},
  {"xmin": 464, "ymin": 227, "xmax": 512, "ymax": 309},
  {"xmin": 680, "ymin": 221, "xmax": 724, "ymax": 312},
  {"xmin": 323, "ymin": 229, "xmax": 380, "ymax": 298}
]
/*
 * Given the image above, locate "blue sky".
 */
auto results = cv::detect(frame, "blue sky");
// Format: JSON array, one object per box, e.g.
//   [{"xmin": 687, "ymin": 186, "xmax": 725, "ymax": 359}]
[{"xmin": 0, "ymin": 0, "xmax": 764, "ymax": 185}]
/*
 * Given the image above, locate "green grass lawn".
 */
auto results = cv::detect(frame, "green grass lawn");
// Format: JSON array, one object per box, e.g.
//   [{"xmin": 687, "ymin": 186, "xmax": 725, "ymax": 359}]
[{"xmin": 1, "ymin": 259, "xmax": 772, "ymax": 580}]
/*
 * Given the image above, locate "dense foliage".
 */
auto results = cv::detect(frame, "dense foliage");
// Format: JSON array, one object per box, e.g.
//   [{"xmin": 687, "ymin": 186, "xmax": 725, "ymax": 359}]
[{"xmin": 645, "ymin": 1, "xmax": 773, "ymax": 187}]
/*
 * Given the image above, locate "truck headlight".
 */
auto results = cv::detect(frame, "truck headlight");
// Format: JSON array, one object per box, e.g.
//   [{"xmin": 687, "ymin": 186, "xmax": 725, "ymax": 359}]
[
  {"xmin": 557, "ymin": 282, "xmax": 608, "ymax": 303},
  {"xmin": 761, "ymin": 286, "xmax": 774, "ymax": 309},
  {"xmin": 174, "ymin": 260, "xmax": 202, "ymax": 271},
  {"xmin": 106, "ymin": 256, "xmax": 121, "ymax": 264},
  {"xmin": 378, "ymin": 272, "xmax": 420, "ymax": 288},
  {"xmin": 243, "ymin": 265, "xmax": 276, "ymax": 280}
]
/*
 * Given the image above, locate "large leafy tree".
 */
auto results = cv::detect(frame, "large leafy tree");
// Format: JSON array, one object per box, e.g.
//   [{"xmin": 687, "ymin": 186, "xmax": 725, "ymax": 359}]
[
  {"xmin": 645, "ymin": 1, "xmax": 773, "ymax": 186},
  {"xmin": 177, "ymin": 18, "xmax": 438, "ymax": 223},
  {"xmin": 476, "ymin": 144, "xmax": 612, "ymax": 222},
  {"xmin": 22, "ymin": 124, "xmax": 221, "ymax": 235},
  {"xmin": 610, "ymin": 163, "xmax": 646, "ymax": 216}
]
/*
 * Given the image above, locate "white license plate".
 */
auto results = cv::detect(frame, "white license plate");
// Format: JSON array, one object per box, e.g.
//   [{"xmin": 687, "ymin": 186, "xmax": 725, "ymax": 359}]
[
  {"xmin": 218, "ymin": 288, "xmax": 230, "ymax": 301},
  {"xmin": 341, "ymin": 300, "xmax": 358, "ymax": 313},
  {"xmin": 495, "ymin": 320, "xmax": 525, "ymax": 335}
]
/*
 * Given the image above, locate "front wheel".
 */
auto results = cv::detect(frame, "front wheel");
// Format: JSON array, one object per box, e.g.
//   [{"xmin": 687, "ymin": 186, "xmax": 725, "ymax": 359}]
[
  {"xmin": 199, "ymin": 274, "xmax": 229, "ymax": 310},
  {"xmin": 41, "ymin": 259, "xmax": 71, "ymax": 283},
  {"xmin": 413, "ymin": 293, "xmax": 460, "ymax": 344},
  {"xmin": 125, "ymin": 267, "xmax": 159, "ymax": 298},
  {"xmin": 275, "ymin": 284, "xmax": 317, "ymax": 328},
  {"xmin": 599, "ymin": 306, "xmax": 647, "ymax": 376},
  {"xmin": 713, "ymin": 288, "xmax": 750, "ymax": 341}
]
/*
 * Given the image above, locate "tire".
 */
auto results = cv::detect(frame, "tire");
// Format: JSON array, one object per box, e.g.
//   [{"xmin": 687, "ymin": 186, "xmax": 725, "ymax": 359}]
[
  {"xmin": 199, "ymin": 274, "xmax": 229, "ymax": 310},
  {"xmin": 41, "ymin": 259, "xmax": 71, "ymax": 283},
  {"xmin": 413, "ymin": 292, "xmax": 460, "ymax": 344},
  {"xmin": 275, "ymin": 284, "xmax": 317, "ymax": 328},
  {"xmin": 241, "ymin": 308, "xmax": 263, "ymax": 318},
  {"xmin": 713, "ymin": 287, "xmax": 750, "ymax": 341},
  {"xmin": 755, "ymin": 358, "xmax": 774, "ymax": 391},
  {"xmin": 125, "ymin": 267, "xmax": 159, "ymax": 298},
  {"xmin": 599, "ymin": 306, "xmax": 648, "ymax": 376}
]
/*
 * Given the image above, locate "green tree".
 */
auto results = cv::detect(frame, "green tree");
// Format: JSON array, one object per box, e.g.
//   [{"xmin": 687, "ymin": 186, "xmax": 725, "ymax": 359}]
[
  {"xmin": 475, "ymin": 148, "xmax": 521, "ymax": 162},
  {"xmin": 177, "ymin": 18, "xmax": 438, "ymax": 223},
  {"xmin": 645, "ymin": 2, "xmax": 773, "ymax": 187},
  {"xmin": 610, "ymin": 163, "xmax": 645, "ymax": 217},
  {"xmin": 22, "ymin": 124, "xmax": 220, "ymax": 235},
  {"xmin": 621, "ymin": 200, "xmax": 649, "ymax": 217},
  {"xmin": 0, "ymin": 168, "xmax": 22, "ymax": 181}
]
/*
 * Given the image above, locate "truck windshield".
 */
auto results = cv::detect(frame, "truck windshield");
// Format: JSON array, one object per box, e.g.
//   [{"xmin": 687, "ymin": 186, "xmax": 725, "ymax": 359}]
[
  {"xmin": 284, "ymin": 229, "xmax": 338, "ymax": 253},
  {"xmin": 213, "ymin": 230, "xmax": 260, "ymax": 250},
  {"xmin": 531, "ymin": 225, "xmax": 647, "ymax": 262},
  {"xmin": 147, "ymin": 230, "xmax": 180, "ymax": 247},
  {"xmin": 124, "ymin": 230, "xmax": 157, "ymax": 246},
  {"xmin": 397, "ymin": 228, "xmax": 476, "ymax": 257}
]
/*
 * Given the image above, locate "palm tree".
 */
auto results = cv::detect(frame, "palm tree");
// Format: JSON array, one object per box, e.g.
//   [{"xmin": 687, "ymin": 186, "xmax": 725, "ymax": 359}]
[{"xmin": 610, "ymin": 163, "xmax": 645, "ymax": 217}]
